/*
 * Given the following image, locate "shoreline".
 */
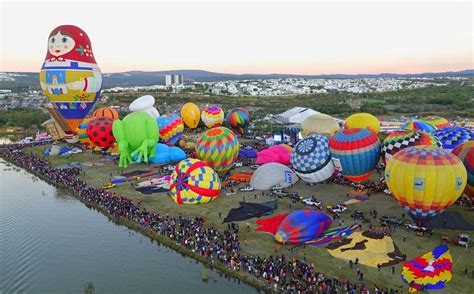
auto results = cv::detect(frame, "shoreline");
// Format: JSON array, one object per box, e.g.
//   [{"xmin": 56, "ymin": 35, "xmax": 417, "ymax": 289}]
[{"xmin": 1, "ymin": 156, "xmax": 268, "ymax": 293}]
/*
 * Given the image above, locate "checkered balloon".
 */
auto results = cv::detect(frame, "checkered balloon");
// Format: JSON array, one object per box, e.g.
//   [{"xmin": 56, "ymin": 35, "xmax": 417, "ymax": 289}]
[{"xmin": 432, "ymin": 127, "xmax": 474, "ymax": 151}]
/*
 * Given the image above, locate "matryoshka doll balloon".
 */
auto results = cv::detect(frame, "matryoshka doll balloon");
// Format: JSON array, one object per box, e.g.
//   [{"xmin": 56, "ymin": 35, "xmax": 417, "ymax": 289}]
[{"xmin": 39, "ymin": 25, "xmax": 102, "ymax": 132}]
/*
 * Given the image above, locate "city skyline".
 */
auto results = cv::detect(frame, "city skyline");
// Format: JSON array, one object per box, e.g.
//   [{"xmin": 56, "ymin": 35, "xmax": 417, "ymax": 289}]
[{"xmin": 1, "ymin": 1, "xmax": 472, "ymax": 74}]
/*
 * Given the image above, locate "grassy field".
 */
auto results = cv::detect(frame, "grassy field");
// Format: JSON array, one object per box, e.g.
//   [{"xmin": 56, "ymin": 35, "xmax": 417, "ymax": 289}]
[{"xmin": 27, "ymin": 144, "xmax": 474, "ymax": 293}]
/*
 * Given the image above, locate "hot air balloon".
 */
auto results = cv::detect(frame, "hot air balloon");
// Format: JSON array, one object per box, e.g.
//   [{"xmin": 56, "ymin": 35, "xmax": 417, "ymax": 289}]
[
  {"xmin": 432, "ymin": 127, "xmax": 474, "ymax": 151},
  {"xmin": 275, "ymin": 210, "xmax": 332, "ymax": 244},
  {"xmin": 344, "ymin": 113, "xmax": 380, "ymax": 134},
  {"xmin": 201, "ymin": 106, "xmax": 224, "ymax": 128},
  {"xmin": 180, "ymin": 102, "xmax": 200, "ymax": 129},
  {"xmin": 452, "ymin": 141, "xmax": 474, "ymax": 199},
  {"xmin": 329, "ymin": 128, "xmax": 381, "ymax": 182},
  {"xmin": 401, "ymin": 245, "xmax": 453, "ymax": 292},
  {"xmin": 291, "ymin": 134, "xmax": 335, "ymax": 183},
  {"xmin": 256, "ymin": 145, "xmax": 292, "ymax": 165},
  {"xmin": 385, "ymin": 146, "xmax": 467, "ymax": 223},
  {"xmin": 129, "ymin": 95, "xmax": 160, "ymax": 119},
  {"xmin": 226, "ymin": 108, "xmax": 250, "ymax": 135},
  {"xmin": 157, "ymin": 114, "xmax": 184, "ymax": 145},
  {"xmin": 169, "ymin": 158, "xmax": 221, "ymax": 204},
  {"xmin": 39, "ymin": 25, "xmax": 102, "ymax": 132},
  {"xmin": 196, "ymin": 127, "xmax": 239, "ymax": 173},
  {"xmin": 93, "ymin": 107, "xmax": 119, "ymax": 120},
  {"xmin": 75, "ymin": 115, "xmax": 94, "ymax": 147},
  {"xmin": 250, "ymin": 163, "xmax": 298, "ymax": 190},
  {"xmin": 86, "ymin": 116, "xmax": 115, "ymax": 148},
  {"xmin": 400, "ymin": 121, "xmax": 437, "ymax": 133},
  {"xmin": 419, "ymin": 116, "xmax": 451, "ymax": 129},
  {"xmin": 381, "ymin": 130, "xmax": 442, "ymax": 164},
  {"xmin": 301, "ymin": 113, "xmax": 340, "ymax": 137}
]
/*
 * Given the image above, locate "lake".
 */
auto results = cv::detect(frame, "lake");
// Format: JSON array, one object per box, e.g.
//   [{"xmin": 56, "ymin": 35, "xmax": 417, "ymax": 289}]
[{"xmin": 0, "ymin": 159, "xmax": 256, "ymax": 293}]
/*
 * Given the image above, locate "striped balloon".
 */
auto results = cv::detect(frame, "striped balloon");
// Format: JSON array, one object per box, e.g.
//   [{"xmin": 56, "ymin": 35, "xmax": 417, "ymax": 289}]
[
  {"xmin": 400, "ymin": 121, "xmax": 437, "ymax": 133},
  {"xmin": 93, "ymin": 107, "xmax": 119, "ymax": 120},
  {"xmin": 196, "ymin": 127, "xmax": 239, "ymax": 173},
  {"xmin": 432, "ymin": 127, "xmax": 474, "ymax": 151},
  {"xmin": 385, "ymin": 146, "xmax": 467, "ymax": 221},
  {"xmin": 169, "ymin": 158, "xmax": 221, "ymax": 204},
  {"xmin": 275, "ymin": 210, "xmax": 332, "ymax": 245},
  {"xmin": 226, "ymin": 108, "xmax": 250, "ymax": 135},
  {"xmin": 329, "ymin": 128, "xmax": 381, "ymax": 182},
  {"xmin": 157, "ymin": 113, "xmax": 184, "ymax": 145},
  {"xmin": 419, "ymin": 116, "xmax": 451, "ymax": 129},
  {"xmin": 381, "ymin": 130, "xmax": 442, "ymax": 164},
  {"xmin": 201, "ymin": 106, "xmax": 224, "ymax": 128},
  {"xmin": 452, "ymin": 141, "xmax": 474, "ymax": 200},
  {"xmin": 75, "ymin": 115, "xmax": 94, "ymax": 147}
]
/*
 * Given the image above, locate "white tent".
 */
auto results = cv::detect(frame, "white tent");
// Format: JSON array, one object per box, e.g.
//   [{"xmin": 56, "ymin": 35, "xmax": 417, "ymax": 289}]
[{"xmin": 276, "ymin": 107, "xmax": 320, "ymax": 124}]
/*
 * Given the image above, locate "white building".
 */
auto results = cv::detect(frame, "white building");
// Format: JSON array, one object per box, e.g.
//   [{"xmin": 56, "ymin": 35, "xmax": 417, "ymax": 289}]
[{"xmin": 164, "ymin": 75, "xmax": 173, "ymax": 86}]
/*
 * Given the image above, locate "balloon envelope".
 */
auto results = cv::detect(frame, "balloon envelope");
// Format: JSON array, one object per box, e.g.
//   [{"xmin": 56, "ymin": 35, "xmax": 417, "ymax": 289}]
[
  {"xmin": 201, "ymin": 106, "xmax": 224, "ymax": 128},
  {"xmin": 275, "ymin": 210, "xmax": 332, "ymax": 244},
  {"xmin": 40, "ymin": 25, "xmax": 102, "ymax": 131},
  {"xmin": 400, "ymin": 121, "xmax": 437, "ymax": 133},
  {"xmin": 180, "ymin": 102, "xmax": 200, "ymax": 129},
  {"xmin": 256, "ymin": 145, "xmax": 292, "ymax": 165},
  {"xmin": 158, "ymin": 114, "xmax": 184, "ymax": 145},
  {"xmin": 432, "ymin": 127, "xmax": 474, "ymax": 151},
  {"xmin": 344, "ymin": 113, "xmax": 380, "ymax": 134},
  {"xmin": 385, "ymin": 146, "xmax": 467, "ymax": 222},
  {"xmin": 250, "ymin": 163, "xmax": 298, "ymax": 190},
  {"xmin": 226, "ymin": 108, "xmax": 250, "ymax": 135},
  {"xmin": 86, "ymin": 117, "xmax": 115, "ymax": 148},
  {"xmin": 76, "ymin": 115, "xmax": 94, "ymax": 147},
  {"xmin": 196, "ymin": 127, "xmax": 239, "ymax": 173},
  {"xmin": 452, "ymin": 141, "xmax": 474, "ymax": 199},
  {"xmin": 301, "ymin": 113, "xmax": 340, "ymax": 137},
  {"xmin": 419, "ymin": 116, "xmax": 451, "ymax": 129},
  {"xmin": 329, "ymin": 128, "xmax": 381, "ymax": 182},
  {"xmin": 381, "ymin": 130, "xmax": 442, "ymax": 164},
  {"xmin": 169, "ymin": 158, "xmax": 221, "ymax": 204},
  {"xmin": 93, "ymin": 107, "xmax": 119, "ymax": 120},
  {"xmin": 291, "ymin": 134, "xmax": 335, "ymax": 183}
]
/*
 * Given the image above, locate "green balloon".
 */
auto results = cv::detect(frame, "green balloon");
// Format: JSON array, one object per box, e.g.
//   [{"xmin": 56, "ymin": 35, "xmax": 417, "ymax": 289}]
[{"xmin": 112, "ymin": 112, "xmax": 159, "ymax": 168}]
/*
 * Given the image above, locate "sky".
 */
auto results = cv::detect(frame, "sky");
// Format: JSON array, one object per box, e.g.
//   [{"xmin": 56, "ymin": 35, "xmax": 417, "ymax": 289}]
[{"xmin": 1, "ymin": 0, "xmax": 472, "ymax": 74}]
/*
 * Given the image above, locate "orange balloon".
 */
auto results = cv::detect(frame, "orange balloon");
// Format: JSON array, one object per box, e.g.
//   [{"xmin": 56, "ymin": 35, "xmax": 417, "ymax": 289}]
[{"xmin": 93, "ymin": 107, "xmax": 119, "ymax": 120}]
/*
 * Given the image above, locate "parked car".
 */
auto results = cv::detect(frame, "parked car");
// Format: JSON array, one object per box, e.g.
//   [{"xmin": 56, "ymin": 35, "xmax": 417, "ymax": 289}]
[
  {"xmin": 380, "ymin": 216, "xmax": 403, "ymax": 226},
  {"xmin": 233, "ymin": 162, "xmax": 243, "ymax": 167},
  {"xmin": 406, "ymin": 222, "xmax": 433, "ymax": 234},
  {"xmin": 250, "ymin": 165, "xmax": 260, "ymax": 169},
  {"xmin": 102, "ymin": 183, "xmax": 116, "ymax": 190},
  {"xmin": 302, "ymin": 198, "xmax": 321, "ymax": 208},
  {"xmin": 272, "ymin": 190, "xmax": 288, "ymax": 198},
  {"xmin": 351, "ymin": 210, "xmax": 365, "ymax": 220},
  {"xmin": 327, "ymin": 205, "xmax": 347, "ymax": 214},
  {"xmin": 455, "ymin": 234, "xmax": 471, "ymax": 247},
  {"xmin": 228, "ymin": 181, "xmax": 240, "ymax": 187},
  {"xmin": 239, "ymin": 185, "xmax": 255, "ymax": 192}
]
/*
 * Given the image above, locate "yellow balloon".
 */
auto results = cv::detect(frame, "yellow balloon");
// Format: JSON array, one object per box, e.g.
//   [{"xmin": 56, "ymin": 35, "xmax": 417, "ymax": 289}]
[
  {"xmin": 301, "ymin": 113, "xmax": 340, "ymax": 137},
  {"xmin": 181, "ymin": 103, "xmax": 200, "ymax": 129},
  {"xmin": 385, "ymin": 146, "xmax": 467, "ymax": 222},
  {"xmin": 344, "ymin": 113, "xmax": 380, "ymax": 134}
]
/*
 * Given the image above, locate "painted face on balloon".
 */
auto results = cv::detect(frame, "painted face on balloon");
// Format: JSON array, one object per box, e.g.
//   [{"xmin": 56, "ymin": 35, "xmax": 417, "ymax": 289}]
[{"xmin": 48, "ymin": 31, "xmax": 75, "ymax": 57}]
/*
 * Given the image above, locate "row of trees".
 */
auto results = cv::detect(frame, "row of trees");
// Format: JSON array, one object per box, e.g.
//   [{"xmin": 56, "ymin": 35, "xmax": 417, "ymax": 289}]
[{"xmin": 0, "ymin": 108, "xmax": 49, "ymax": 129}]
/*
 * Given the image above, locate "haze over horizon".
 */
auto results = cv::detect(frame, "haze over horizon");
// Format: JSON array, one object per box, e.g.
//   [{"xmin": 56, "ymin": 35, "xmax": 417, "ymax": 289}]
[{"xmin": 1, "ymin": 1, "xmax": 472, "ymax": 75}]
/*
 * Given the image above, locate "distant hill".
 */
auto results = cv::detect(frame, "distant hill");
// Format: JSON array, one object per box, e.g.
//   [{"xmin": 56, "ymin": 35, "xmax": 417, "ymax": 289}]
[{"xmin": 1, "ymin": 69, "xmax": 472, "ymax": 89}]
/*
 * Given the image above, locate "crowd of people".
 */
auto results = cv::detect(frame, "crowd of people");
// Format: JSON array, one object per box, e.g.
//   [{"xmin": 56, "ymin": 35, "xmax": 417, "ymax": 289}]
[{"xmin": 2, "ymin": 142, "xmax": 400, "ymax": 294}]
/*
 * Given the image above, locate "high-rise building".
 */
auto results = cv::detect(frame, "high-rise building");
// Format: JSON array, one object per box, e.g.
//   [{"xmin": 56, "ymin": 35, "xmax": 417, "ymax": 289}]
[
  {"xmin": 164, "ymin": 74, "xmax": 173, "ymax": 86},
  {"xmin": 173, "ymin": 74, "xmax": 184, "ymax": 85}
]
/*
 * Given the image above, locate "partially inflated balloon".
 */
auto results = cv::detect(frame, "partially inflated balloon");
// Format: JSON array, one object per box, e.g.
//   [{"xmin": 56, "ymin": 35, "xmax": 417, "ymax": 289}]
[
  {"xmin": 181, "ymin": 103, "xmax": 200, "ymax": 129},
  {"xmin": 400, "ymin": 121, "xmax": 437, "ymax": 133},
  {"xmin": 226, "ymin": 108, "xmax": 250, "ymax": 135},
  {"xmin": 344, "ymin": 113, "xmax": 380, "ymax": 134},
  {"xmin": 158, "ymin": 114, "xmax": 184, "ymax": 145},
  {"xmin": 196, "ymin": 127, "xmax": 239, "ymax": 173},
  {"xmin": 329, "ymin": 128, "xmax": 381, "ymax": 182},
  {"xmin": 385, "ymin": 146, "xmax": 467, "ymax": 222},
  {"xmin": 452, "ymin": 141, "xmax": 474, "ymax": 200},
  {"xmin": 432, "ymin": 127, "xmax": 474, "ymax": 151},
  {"xmin": 169, "ymin": 158, "xmax": 221, "ymax": 204},
  {"xmin": 381, "ymin": 130, "xmax": 442, "ymax": 164},
  {"xmin": 275, "ymin": 210, "xmax": 332, "ymax": 245},
  {"xmin": 301, "ymin": 113, "xmax": 340, "ymax": 137},
  {"xmin": 40, "ymin": 25, "xmax": 102, "ymax": 131},
  {"xmin": 201, "ymin": 106, "xmax": 224, "ymax": 128},
  {"xmin": 419, "ymin": 116, "xmax": 451, "ymax": 129}
]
